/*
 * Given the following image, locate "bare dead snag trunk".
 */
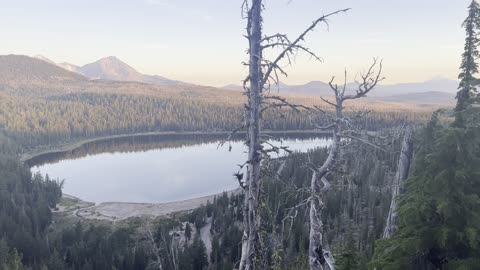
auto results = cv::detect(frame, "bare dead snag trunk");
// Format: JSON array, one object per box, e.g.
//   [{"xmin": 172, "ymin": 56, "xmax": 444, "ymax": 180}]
[
  {"xmin": 240, "ymin": 1, "xmax": 263, "ymax": 269},
  {"xmin": 309, "ymin": 103, "xmax": 341, "ymax": 270},
  {"xmin": 383, "ymin": 126, "xmax": 414, "ymax": 239},
  {"xmin": 144, "ymin": 220, "xmax": 164, "ymax": 270},
  {"xmin": 309, "ymin": 171, "xmax": 326, "ymax": 270},
  {"xmin": 235, "ymin": 2, "xmax": 349, "ymax": 269},
  {"xmin": 309, "ymin": 59, "xmax": 383, "ymax": 270}
]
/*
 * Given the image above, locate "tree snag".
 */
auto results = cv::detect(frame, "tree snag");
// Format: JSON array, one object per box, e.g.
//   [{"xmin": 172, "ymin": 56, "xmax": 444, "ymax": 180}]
[
  {"xmin": 383, "ymin": 126, "xmax": 414, "ymax": 239},
  {"xmin": 308, "ymin": 59, "xmax": 383, "ymax": 270}
]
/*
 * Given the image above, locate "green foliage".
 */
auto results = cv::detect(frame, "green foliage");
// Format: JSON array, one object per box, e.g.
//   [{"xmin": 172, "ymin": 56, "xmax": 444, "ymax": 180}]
[
  {"xmin": 336, "ymin": 231, "xmax": 360, "ymax": 270},
  {"xmin": 371, "ymin": 1, "xmax": 480, "ymax": 270},
  {"xmin": 191, "ymin": 236, "xmax": 209, "ymax": 270},
  {"xmin": 456, "ymin": 0, "xmax": 480, "ymax": 117},
  {"xmin": 185, "ymin": 222, "xmax": 192, "ymax": 241},
  {"xmin": 372, "ymin": 3, "xmax": 480, "ymax": 268},
  {"xmin": 0, "ymin": 77, "xmax": 431, "ymax": 148},
  {"xmin": 49, "ymin": 222, "xmax": 147, "ymax": 270},
  {"xmin": 186, "ymin": 192, "xmax": 243, "ymax": 270},
  {"xmin": 0, "ymin": 239, "xmax": 24, "ymax": 270},
  {"xmin": 370, "ymin": 116, "xmax": 480, "ymax": 269},
  {"xmin": 0, "ymin": 131, "xmax": 402, "ymax": 269},
  {"xmin": 0, "ymin": 154, "xmax": 62, "ymax": 267},
  {"xmin": 181, "ymin": 138, "xmax": 399, "ymax": 270}
]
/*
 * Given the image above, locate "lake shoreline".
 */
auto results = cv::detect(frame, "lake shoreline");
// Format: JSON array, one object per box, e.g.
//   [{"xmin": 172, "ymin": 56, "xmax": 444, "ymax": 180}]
[
  {"xmin": 20, "ymin": 129, "xmax": 330, "ymax": 163},
  {"xmin": 31, "ymin": 130, "xmax": 327, "ymax": 221},
  {"xmin": 57, "ymin": 189, "xmax": 240, "ymax": 221}
]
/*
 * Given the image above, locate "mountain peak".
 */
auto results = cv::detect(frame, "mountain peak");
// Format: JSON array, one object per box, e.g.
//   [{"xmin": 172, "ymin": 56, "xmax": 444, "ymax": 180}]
[
  {"xmin": 14, "ymin": 54, "xmax": 187, "ymax": 86},
  {"xmin": 33, "ymin": 55, "xmax": 55, "ymax": 65},
  {"xmin": 95, "ymin": 56, "xmax": 134, "ymax": 70},
  {"xmin": 75, "ymin": 56, "xmax": 187, "ymax": 86},
  {"xmin": 80, "ymin": 56, "xmax": 138, "ymax": 81},
  {"xmin": 98, "ymin": 56, "xmax": 124, "ymax": 63}
]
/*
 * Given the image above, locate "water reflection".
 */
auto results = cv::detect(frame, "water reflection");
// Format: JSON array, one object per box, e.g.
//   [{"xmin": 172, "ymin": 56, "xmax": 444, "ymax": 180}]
[{"xmin": 31, "ymin": 133, "xmax": 331, "ymax": 203}]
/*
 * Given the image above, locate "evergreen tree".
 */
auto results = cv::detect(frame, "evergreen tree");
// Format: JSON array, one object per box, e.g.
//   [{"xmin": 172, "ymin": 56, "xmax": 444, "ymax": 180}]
[
  {"xmin": 185, "ymin": 223, "xmax": 192, "ymax": 241},
  {"xmin": 371, "ymin": 3, "xmax": 480, "ymax": 268},
  {"xmin": 336, "ymin": 232, "xmax": 360, "ymax": 270},
  {"xmin": 0, "ymin": 240, "xmax": 24, "ymax": 270},
  {"xmin": 192, "ymin": 236, "xmax": 209, "ymax": 270},
  {"xmin": 6, "ymin": 249, "xmax": 24, "ymax": 270},
  {"xmin": 370, "ymin": 114, "xmax": 480, "ymax": 269},
  {"xmin": 456, "ymin": 0, "xmax": 480, "ymax": 118}
]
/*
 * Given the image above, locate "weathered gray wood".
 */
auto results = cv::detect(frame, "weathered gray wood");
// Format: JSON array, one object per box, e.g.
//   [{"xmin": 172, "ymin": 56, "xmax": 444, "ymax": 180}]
[
  {"xmin": 383, "ymin": 127, "xmax": 414, "ymax": 239},
  {"xmin": 240, "ymin": 1, "xmax": 263, "ymax": 269},
  {"xmin": 309, "ymin": 61, "xmax": 383, "ymax": 270},
  {"xmin": 309, "ymin": 103, "xmax": 341, "ymax": 270},
  {"xmin": 238, "ymin": 2, "xmax": 352, "ymax": 269}
]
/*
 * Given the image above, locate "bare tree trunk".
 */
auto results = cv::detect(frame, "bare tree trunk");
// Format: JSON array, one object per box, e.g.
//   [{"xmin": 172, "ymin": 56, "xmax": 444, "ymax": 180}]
[
  {"xmin": 309, "ymin": 171, "xmax": 328, "ymax": 270},
  {"xmin": 383, "ymin": 127, "xmax": 414, "ymax": 239},
  {"xmin": 240, "ymin": 1, "xmax": 263, "ymax": 269},
  {"xmin": 236, "ymin": 2, "xmax": 350, "ymax": 269},
  {"xmin": 309, "ymin": 60, "xmax": 383, "ymax": 270},
  {"xmin": 309, "ymin": 123, "xmax": 340, "ymax": 270},
  {"xmin": 144, "ymin": 221, "xmax": 164, "ymax": 270}
]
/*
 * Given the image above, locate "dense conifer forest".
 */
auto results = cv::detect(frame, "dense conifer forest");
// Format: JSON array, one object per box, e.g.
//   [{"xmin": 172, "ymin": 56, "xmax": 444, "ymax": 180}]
[
  {"xmin": 1, "ymin": 1, "xmax": 480, "ymax": 270},
  {"xmin": 0, "ymin": 53, "xmax": 435, "ymax": 270},
  {"xmin": 0, "ymin": 56, "xmax": 435, "ymax": 149}
]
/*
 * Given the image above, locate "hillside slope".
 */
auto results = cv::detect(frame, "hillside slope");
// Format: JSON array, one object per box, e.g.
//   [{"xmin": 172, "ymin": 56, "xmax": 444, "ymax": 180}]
[{"xmin": 0, "ymin": 55, "xmax": 86, "ymax": 84}]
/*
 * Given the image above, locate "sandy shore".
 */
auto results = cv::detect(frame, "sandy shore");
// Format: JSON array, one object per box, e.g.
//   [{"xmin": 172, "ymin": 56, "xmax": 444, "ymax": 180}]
[
  {"xmin": 58, "ymin": 190, "xmax": 239, "ymax": 221},
  {"xmin": 34, "ymin": 130, "xmax": 307, "ymax": 221}
]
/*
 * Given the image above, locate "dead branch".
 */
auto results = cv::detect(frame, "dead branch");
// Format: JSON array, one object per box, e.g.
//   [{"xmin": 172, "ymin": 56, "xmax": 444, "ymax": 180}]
[
  {"xmin": 261, "ymin": 8, "xmax": 350, "ymax": 87},
  {"xmin": 308, "ymin": 58, "xmax": 384, "ymax": 270}
]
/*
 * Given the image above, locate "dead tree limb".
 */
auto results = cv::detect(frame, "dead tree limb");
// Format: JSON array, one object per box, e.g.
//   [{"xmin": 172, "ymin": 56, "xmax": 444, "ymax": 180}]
[
  {"xmin": 236, "ymin": 1, "xmax": 350, "ymax": 269},
  {"xmin": 308, "ymin": 59, "xmax": 384, "ymax": 270},
  {"xmin": 144, "ymin": 220, "xmax": 164, "ymax": 270}
]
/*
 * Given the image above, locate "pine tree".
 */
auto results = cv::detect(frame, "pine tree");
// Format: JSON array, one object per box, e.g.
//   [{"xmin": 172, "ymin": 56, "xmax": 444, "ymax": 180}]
[
  {"xmin": 370, "ymin": 114, "xmax": 480, "ymax": 269},
  {"xmin": 5, "ymin": 249, "xmax": 24, "ymax": 270},
  {"xmin": 185, "ymin": 223, "xmax": 192, "ymax": 241},
  {"xmin": 191, "ymin": 236, "xmax": 208, "ymax": 270},
  {"xmin": 456, "ymin": 0, "xmax": 480, "ymax": 118},
  {"xmin": 371, "ymin": 3, "xmax": 480, "ymax": 269},
  {"xmin": 336, "ymin": 232, "xmax": 360, "ymax": 270}
]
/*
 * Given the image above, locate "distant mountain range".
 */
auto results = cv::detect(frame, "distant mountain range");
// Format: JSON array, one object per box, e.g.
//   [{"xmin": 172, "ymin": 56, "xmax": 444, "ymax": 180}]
[
  {"xmin": 223, "ymin": 78, "xmax": 459, "ymax": 105},
  {"xmin": 0, "ymin": 55, "xmax": 224, "ymax": 101},
  {"xmin": 2, "ymin": 54, "xmax": 458, "ymax": 105},
  {"xmin": 33, "ymin": 55, "xmax": 188, "ymax": 86}
]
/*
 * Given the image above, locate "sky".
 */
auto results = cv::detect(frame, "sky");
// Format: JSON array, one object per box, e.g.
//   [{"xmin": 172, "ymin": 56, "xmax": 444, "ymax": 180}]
[{"xmin": 0, "ymin": 0, "xmax": 471, "ymax": 87}]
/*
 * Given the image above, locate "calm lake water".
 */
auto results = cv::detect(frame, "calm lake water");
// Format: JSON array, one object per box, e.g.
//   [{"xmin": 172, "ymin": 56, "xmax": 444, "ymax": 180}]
[{"xmin": 30, "ymin": 133, "xmax": 331, "ymax": 203}]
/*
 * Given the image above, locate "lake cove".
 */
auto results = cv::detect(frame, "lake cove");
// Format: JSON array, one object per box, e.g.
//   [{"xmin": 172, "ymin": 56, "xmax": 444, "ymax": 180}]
[{"xmin": 30, "ymin": 133, "xmax": 331, "ymax": 204}]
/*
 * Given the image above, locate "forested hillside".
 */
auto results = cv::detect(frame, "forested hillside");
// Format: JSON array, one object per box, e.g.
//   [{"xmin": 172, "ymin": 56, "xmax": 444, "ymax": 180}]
[
  {"xmin": 0, "ymin": 55, "xmax": 439, "ymax": 270},
  {"xmin": 1, "ymin": 0, "xmax": 478, "ymax": 269},
  {"xmin": 370, "ymin": 1, "xmax": 480, "ymax": 268},
  {"xmin": 0, "ymin": 141, "xmax": 63, "ymax": 269},
  {"xmin": 0, "ymin": 136, "xmax": 402, "ymax": 270},
  {"xmin": 0, "ymin": 55, "xmax": 437, "ymax": 150}
]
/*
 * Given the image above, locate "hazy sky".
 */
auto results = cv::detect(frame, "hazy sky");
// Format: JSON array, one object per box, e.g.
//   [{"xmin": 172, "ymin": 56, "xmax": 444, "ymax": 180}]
[{"xmin": 0, "ymin": 0, "xmax": 471, "ymax": 86}]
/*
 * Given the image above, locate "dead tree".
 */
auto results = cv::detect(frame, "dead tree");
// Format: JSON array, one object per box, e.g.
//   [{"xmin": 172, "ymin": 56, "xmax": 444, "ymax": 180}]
[
  {"xmin": 143, "ymin": 220, "xmax": 179, "ymax": 270},
  {"xmin": 308, "ymin": 59, "xmax": 383, "ymax": 270},
  {"xmin": 383, "ymin": 126, "xmax": 414, "ymax": 239},
  {"xmin": 235, "ymin": 1, "xmax": 349, "ymax": 269},
  {"xmin": 144, "ymin": 220, "xmax": 164, "ymax": 270}
]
